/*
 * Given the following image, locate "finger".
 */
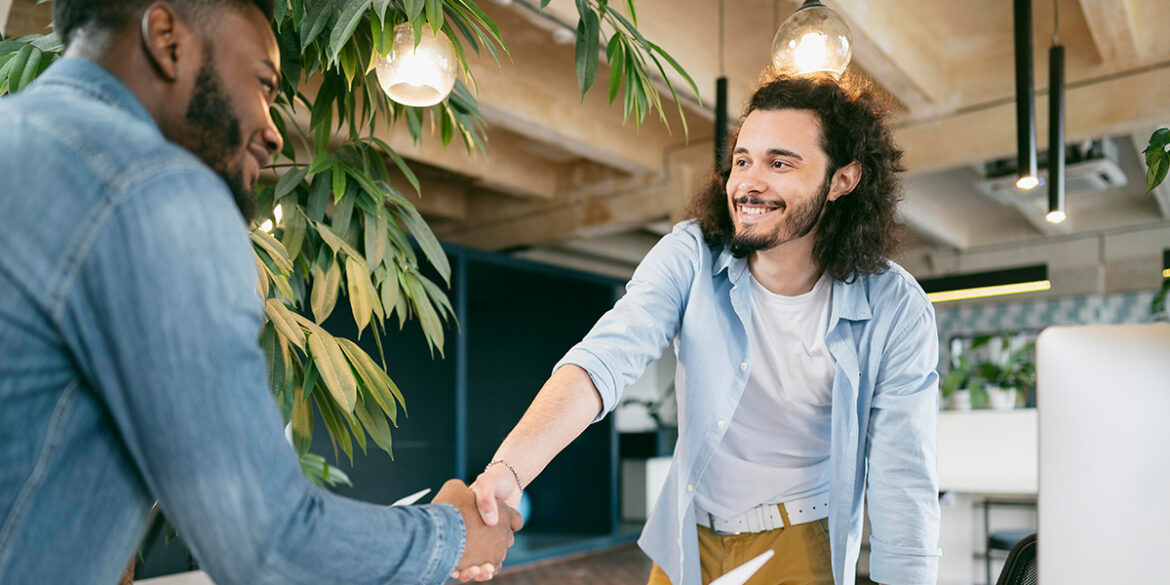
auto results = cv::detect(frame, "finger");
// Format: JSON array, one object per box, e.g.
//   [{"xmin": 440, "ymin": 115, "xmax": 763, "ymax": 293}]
[
  {"xmin": 475, "ymin": 484, "xmax": 500, "ymax": 526},
  {"xmin": 502, "ymin": 504, "xmax": 524, "ymax": 531}
]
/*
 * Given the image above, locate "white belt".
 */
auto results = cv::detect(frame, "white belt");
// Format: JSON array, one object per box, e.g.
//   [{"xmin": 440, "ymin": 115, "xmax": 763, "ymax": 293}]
[{"xmin": 695, "ymin": 492, "xmax": 830, "ymax": 535}]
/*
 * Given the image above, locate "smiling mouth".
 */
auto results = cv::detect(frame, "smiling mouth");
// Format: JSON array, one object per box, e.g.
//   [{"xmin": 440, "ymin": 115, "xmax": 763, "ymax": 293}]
[{"xmin": 735, "ymin": 200, "xmax": 785, "ymax": 220}]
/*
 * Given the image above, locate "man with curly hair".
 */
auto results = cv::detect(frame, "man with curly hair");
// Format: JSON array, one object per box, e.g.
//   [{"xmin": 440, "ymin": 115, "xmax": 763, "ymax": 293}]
[{"xmin": 468, "ymin": 75, "xmax": 940, "ymax": 585}]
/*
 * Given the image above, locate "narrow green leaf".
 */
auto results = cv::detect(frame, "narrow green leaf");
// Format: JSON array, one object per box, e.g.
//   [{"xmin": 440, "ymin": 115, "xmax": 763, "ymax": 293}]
[
  {"xmin": 372, "ymin": 0, "xmax": 391, "ymax": 22},
  {"xmin": 315, "ymin": 221, "xmax": 367, "ymax": 262},
  {"xmin": 275, "ymin": 166, "xmax": 309, "ymax": 200},
  {"xmin": 291, "ymin": 385, "xmax": 313, "ymax": 455},
  {"xmin": 354, "ymin": 393, "xmax": 394, "ymax": 456},
  {"xmin": 311, "ymin": 260, "xmax": 341, "ymax": 323},
  {"xmin": 332, "ymin": 183, "xmax": 357, "ymax": 239},
  {"xmin": 346, "ymin": 256, "xmax": 374, "ymax": 336},
  {"xmin": 425, "ymin": 0, "xmax": 444, "ymax": 35},
  {"xmin": 607, "ymin": 36, "xmax": 625, "ymax": 104},
  {"xmin": 336, "ymin": 337, "xmax": 399, "ymax": 424},
  {"xmin": 329, "ymin": 0, "xmax": 372, "ymax": 64},
  {"xmin": 404, "ymin": 270, "xmax": 445, "ymax": 356},
  {"xmin": 265, "ymin": 298, "xmax": 307, "ymax": 352},
  {"xmin": 300, "ymin": 1, "xmax": 333, "ymax": 48},
  {"xmin": 405, "ymin": 0, "xmax": 425, "ymax": 20},
  {"xmin": 332, "ymin": 162, "xmax": 348, "ymax": 198},
  {"xmin": 315, "ymin": 394, "xmax": 354, "ymax": 463},
  {"xmin": 380, "ymin": 275, "xmax": 400, "ymax": 329},
  {"xmin": 307, "ymin": 173, "xmax": 331, "ymax": 222},
  {"xmin": 251, "ymin": 230, "xmax": 294, "ymax": 274},
  {"xmin": 1150, "ymin": 152, "xmax": 1169, "ymax": 193},
  {"xmin": 307, "ymin": 330, "xmax": 358, "ymax": 411},
  {"xmin": 280, "ymin": 205, "xmax": 307, "ymax": 260},
  {"xmin": 396, "ymin": 205, "xmax": 451, "ymax": 284},
  {"xmin": 573, "ymin": 2, "xmax": 600, "ymax": 98}
]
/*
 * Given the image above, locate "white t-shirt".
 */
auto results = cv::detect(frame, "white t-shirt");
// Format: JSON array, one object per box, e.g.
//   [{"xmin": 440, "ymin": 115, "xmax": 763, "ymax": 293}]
[{"xmin": 693, "ymin": 272, "xmax": 836, "ymax": 519}]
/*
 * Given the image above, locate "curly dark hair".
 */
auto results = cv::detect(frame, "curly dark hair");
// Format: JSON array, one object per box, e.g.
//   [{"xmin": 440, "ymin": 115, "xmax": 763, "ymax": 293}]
[{"xmin": 684, "ymin": 73, "xmax": 906, "ymax": 283}]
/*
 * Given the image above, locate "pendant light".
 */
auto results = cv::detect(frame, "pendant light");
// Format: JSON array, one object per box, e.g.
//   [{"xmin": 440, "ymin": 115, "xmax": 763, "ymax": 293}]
[
  {"xmin": 715, "ymin": 0, "xmax": 728, "ymax": 169},
  {"xmin": 1046, "ymin": 0, "xmax": 1066, "ymax": 223},
  {"xmin": 771, "ymin": 0, "xmax": 852, "ymax": 78},
  {"xmin": 1013, "ymin": 0, "xmax": 1039, "ymax": 190},
  {"xmin": 375, "ymin": 23, "xmax": 457, "ymax": 107}
]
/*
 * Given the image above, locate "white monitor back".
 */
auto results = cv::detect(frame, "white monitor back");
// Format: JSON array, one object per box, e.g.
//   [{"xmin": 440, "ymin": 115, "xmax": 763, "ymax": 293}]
[{"xmin": 1037, "ymin": 324, "xmax": 1170, "ymax": 584}]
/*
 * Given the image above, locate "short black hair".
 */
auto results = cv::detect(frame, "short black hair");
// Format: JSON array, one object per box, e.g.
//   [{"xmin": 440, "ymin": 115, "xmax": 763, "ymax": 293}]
[{"xmin": 54, "ymin": 0, "xmax": 275, "ymax": 46}]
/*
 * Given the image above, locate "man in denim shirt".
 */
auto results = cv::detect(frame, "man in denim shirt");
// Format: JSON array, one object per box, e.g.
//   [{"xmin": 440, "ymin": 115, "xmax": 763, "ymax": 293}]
[
  {"xmin": 0, "ymin": 1, "xmax": 518, "ymax": 584},
  {"xmin": 470, "ymin": 77, "xmax": 941, "ymax": 585}
]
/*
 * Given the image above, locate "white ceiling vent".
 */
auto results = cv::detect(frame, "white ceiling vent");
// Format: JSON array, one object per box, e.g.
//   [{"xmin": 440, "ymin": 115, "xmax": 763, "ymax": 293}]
[{"xmin": 973, "ymin": 138, "xmax": 1128, "ymax": 206}]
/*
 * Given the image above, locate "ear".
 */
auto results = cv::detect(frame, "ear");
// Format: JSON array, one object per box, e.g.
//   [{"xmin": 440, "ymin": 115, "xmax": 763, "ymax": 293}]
[
  {"xmin": 139, "ymin": 3, "xmax": 188, "ymax": 81},
  {"xmin": 827, "ymin": 161, "xmax": 862, "ymax": 202}
]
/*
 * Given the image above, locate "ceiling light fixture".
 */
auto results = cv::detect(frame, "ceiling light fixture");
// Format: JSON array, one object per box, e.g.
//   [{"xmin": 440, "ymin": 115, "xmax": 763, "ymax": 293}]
[
  {"xmin": 375, "ymin": 23, "xmax": 457, "ymax": 107},
  {"xmin": 1014, "ymin": 0, "xmax": 1039, "ymax": 190},
  {"xmin": 715, "ymin": 0, "xmax": 728, "ymax": 169},
  {"xmin": 919, "ymin": 265, "xmax": 1052, "ymax": 304},
  {"xmin": 771, "ymin": 1, "xmax": 852, "ymax": 78},
  {"xmin": 1047, "ymin": 0, "xmax": 1066, "ymax": 224}
]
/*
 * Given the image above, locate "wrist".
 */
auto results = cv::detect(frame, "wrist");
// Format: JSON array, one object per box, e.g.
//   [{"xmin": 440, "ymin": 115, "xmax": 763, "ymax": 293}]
[{"xmin": 485, "ymin": 459, "xmax": 524, "ymax": 491}]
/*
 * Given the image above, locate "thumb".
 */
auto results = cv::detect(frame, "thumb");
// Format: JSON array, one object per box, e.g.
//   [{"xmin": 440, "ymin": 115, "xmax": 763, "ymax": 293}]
[{"xmin": 474, "ymin": 481, "xmax": 499, "ymax": 526}]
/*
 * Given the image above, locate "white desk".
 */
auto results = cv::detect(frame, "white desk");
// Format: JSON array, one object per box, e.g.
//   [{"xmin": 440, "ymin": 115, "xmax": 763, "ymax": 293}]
[{"xmin": 937, "ymin": 409, "xmax": 1037, "ymax": 585}]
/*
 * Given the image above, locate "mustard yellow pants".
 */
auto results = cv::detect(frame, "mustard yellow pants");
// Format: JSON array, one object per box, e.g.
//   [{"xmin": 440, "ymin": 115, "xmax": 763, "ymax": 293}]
[{"xmin": 647, "ymin": 510, "xmax": 832, "ymax": 585}]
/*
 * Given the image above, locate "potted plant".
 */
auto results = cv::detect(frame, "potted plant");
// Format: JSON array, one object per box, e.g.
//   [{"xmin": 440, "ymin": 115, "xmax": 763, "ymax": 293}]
[
  {"xmin": 973, "ymin": 335, "xmax": 1035, "ymax": 410},
  {"xmin": 940, "ymin": 354, "xmax": 975, "ymax": 410}
]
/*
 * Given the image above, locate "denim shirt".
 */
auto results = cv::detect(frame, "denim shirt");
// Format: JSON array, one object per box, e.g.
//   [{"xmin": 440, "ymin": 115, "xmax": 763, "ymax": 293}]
[
  {"xmin": 556, "ymin": 221, "xmax": 941, "ymax": 585},
  {"xmin": 0, "ymin": 59, "xmax": 464, "ymax": 585}
]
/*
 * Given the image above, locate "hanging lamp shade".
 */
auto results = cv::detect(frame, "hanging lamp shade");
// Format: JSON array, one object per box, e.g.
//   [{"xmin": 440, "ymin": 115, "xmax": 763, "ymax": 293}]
[
  {"xmin": 771, "ymin": 0, "xmax": 852, "ymax": 78},
  {"xmin": 375, "ymin": 23, "xmax": 457, "ymax": 107}
]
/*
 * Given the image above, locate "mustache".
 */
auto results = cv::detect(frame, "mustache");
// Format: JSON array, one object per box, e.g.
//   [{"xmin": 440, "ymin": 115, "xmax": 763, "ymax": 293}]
[{"xmin": 733, "ymin": 195, "xmax": 786, "ymax": 210}]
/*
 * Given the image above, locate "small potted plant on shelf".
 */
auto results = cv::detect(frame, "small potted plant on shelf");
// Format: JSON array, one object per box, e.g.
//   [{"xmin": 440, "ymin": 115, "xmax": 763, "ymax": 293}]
[
  {"xmin": 974, "ymin": 335, "xmax": 1036, "ymax": 410},
  {"xmin": 941, "ymin": 354, "xmax": 976, "ymax": 410}
]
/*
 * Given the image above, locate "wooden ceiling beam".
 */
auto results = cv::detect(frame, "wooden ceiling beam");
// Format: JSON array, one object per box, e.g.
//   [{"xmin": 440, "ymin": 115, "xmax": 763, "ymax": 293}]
[{"xmin": 1076, "ymin": 0, "xmax": 1139, "ymax": 64}]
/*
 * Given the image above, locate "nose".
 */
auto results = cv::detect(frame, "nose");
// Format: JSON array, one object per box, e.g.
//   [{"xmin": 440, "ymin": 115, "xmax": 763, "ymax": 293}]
[{"xmin": 261, "ymin": 107, "xmax": 283, "ymax": 157}]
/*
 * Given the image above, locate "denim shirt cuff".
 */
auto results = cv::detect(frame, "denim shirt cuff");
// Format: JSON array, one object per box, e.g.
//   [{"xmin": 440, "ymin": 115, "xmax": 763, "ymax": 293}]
[{"xmin": 418, "ymin": 503, "xmax": 466, "ymax": 585}]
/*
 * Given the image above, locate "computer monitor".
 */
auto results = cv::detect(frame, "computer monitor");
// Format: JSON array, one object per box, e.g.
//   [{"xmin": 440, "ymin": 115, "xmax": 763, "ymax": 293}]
[{"xmin": 1036, "ymin": 324, "xmax": 1170, "ymax": 583}]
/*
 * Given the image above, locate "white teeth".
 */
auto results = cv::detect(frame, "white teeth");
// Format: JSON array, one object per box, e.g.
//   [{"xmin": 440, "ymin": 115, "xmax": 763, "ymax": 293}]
[{"xmin": 741, "ymin": 206, "xmax": 773, "ymax": 215}]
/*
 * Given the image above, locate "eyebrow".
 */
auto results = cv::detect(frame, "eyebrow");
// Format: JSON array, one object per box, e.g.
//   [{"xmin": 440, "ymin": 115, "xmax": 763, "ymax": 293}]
[
  {"xmin": 732, "ymin": 146, "xmax": 804, "ymax": 162},
  {"xmin": 262, "ymin": 59, "xmax": 282, "ymax": 85}
]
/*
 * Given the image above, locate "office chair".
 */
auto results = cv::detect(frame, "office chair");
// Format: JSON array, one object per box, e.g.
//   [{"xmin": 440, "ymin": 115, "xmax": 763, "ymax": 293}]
[
  {"xmin": 994, "ymin": 532, "xmax": 1036, "ymax": 585},
  {"xmin": 984, "ymin": 498, "xmax": 1035, "ymax": 584}
]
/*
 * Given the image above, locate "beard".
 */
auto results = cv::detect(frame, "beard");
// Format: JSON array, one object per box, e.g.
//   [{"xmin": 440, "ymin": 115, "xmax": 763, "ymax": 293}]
[
  {"xmin": 728, "ymin": 177, "xmax": 831, "ymax": 258},
  {"xmin": 184, "ymin": 48, "xmax": 254, "ymax": 223}
]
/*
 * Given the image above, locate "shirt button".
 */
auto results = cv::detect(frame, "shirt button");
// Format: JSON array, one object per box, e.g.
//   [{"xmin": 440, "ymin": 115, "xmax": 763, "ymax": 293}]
[
  {"xmin": 717, "ymin": 420, "xmax": 726, "ymax": 428},
  {"xmin": 739, "ymin": 362, "xmax": 748, "ymax": 371},
  {"xmin": 687, "ymin": 484, "xmax": 694, "ymax": 492}
]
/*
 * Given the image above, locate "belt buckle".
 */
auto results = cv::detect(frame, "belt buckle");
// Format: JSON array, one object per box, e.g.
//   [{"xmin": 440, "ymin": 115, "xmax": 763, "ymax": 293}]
[{"xmin": 708, "ymin": 512, "xmax": 740, "ymax": 536}]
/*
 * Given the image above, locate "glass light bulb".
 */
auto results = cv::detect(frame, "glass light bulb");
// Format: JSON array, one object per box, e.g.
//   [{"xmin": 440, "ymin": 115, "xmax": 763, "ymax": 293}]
[
  {"xmin": 273, "ymin": 204, "xmax": 283, "ymax": 224},
  {"xmin": 1045, "ymin": 210, "xmax": 1066, "ymax": 224},
  {"xmin": 1016, "ymin": 176, "xmax": 1040, "ymax": 190},
  {"xmin": 771, "ymin": 1, "xmax": 852, "ymax": 77},
  {"xmin": 375, "ymin": 23, "xmax": 457, "ymax": 107},
  {"xmin": 259, "ymin": 219, "xmax": 274, "ymax": 233}
]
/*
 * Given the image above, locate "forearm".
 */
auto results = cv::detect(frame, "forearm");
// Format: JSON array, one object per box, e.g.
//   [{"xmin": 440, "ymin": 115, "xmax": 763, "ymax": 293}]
[{"xmin": 491, "ymin": 364, "xmax": 603, "ymax": 487}]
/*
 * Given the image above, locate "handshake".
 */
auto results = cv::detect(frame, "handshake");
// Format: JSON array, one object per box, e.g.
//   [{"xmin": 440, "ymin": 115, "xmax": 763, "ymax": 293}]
[{"xmin": 433, "ymin": 463, "xmax": 527, "ymax": 582}]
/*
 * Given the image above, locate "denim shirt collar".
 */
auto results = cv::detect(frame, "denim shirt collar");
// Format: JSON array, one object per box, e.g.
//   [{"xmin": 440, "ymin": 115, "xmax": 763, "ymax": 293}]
[{"xmin": 33, "ymin": 58, "xmax": 157, "ymax": 130}]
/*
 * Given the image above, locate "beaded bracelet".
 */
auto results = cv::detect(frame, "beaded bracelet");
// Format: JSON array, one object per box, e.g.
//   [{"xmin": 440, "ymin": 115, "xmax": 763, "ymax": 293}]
[{"xmin": 485, "ymin": 459, "xmax": 524, "ymax": 491}]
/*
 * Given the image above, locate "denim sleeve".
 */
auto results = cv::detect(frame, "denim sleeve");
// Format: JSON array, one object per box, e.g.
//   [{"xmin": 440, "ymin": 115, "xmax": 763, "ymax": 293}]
[
  {"xmin": 60, "ymin": 168, "xmax": 464, "ymax": 585},
  {"xmin": 554, "ymin": 225, "xmax": 699, "ymax": 422},
  {"xmin": 865, "ymin": 302, "xmax": 942, "ymax": 585}
]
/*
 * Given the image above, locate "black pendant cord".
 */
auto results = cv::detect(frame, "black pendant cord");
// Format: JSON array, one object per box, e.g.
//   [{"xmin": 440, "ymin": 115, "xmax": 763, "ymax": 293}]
[
  {"xmin": 1048, "ymin": 0, "xmax": 1065, "ymax": 221},
  {"xmin": 1013, "ymin": 0, "xmax": 1038, "ymax": 186},
  {"xmin": 714, "ymin": 0, "xmax": 728, "ymax": 170}
]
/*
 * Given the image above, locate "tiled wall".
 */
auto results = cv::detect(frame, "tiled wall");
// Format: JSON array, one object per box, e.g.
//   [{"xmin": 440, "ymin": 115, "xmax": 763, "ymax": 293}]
[{"xmin": 934, "ymin": 290, "xmax": 1159, "ymax": 362}]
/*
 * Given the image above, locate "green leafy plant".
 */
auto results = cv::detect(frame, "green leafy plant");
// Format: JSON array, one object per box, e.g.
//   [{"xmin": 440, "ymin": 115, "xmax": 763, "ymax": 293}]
[
  {"xmin": 940, "ymin": 354, "xmax": 974, "ymax": 400},
  {"xmin": 0, "ymin": 1, "xmax": 698, "ymax": 473},
  {"xmin": 1145, "ymin": 127, "xmax": 1170, "ymax": 193},
  {"xmin": 972, "ymin": 334, "xmax": 1035, "ymax": 397}
]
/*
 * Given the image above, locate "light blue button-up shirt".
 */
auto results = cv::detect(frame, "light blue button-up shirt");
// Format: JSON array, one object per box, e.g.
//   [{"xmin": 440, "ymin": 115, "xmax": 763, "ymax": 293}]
[
  {"xmin": 0, "ymin": 59, "xmax": 464, "ymax": 585},
  {"xmin": 556, "ymin": 221, "xmax": 941, "ymax": 585}
]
